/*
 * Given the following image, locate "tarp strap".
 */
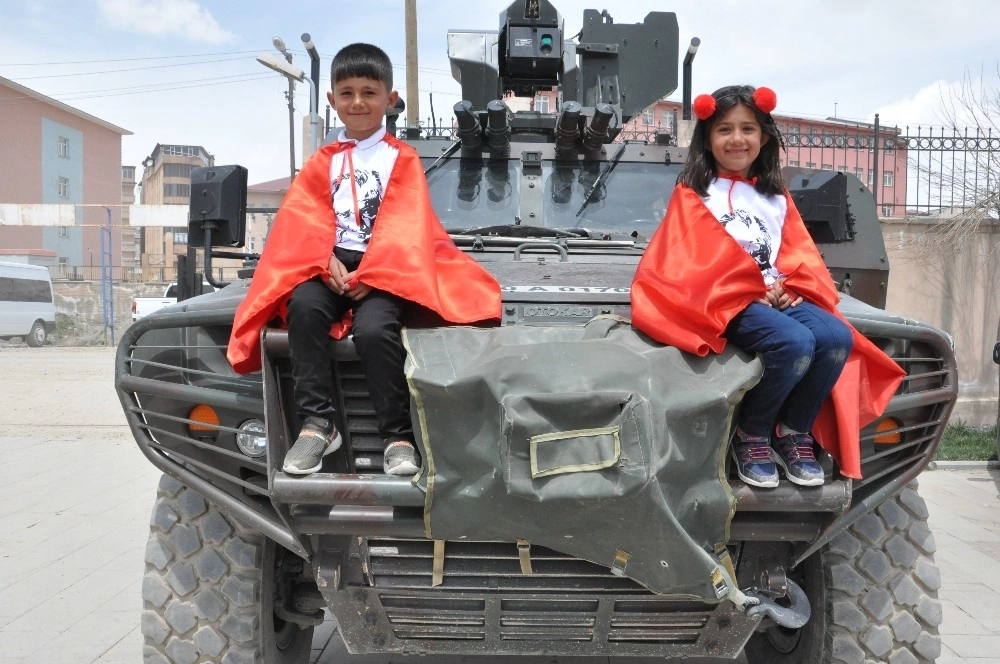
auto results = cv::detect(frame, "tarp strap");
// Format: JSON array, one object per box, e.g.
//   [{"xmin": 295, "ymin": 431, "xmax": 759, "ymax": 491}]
[
  {"xmin": 516, "ymin": 539, "xmax": 533, "ymax": 575},
  {"xmin": 432, "ymin": 540, "xmax": 445, "ymax": 586},
  {"xmin": 610, "ymin": 549, "xmax": 631, "ymax": 577}
]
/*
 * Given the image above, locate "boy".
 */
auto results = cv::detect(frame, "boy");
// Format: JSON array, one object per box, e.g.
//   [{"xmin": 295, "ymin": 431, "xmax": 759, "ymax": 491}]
[{"xmin": 227, "ymin": 43, "xmax": 501, "ymax": 476}]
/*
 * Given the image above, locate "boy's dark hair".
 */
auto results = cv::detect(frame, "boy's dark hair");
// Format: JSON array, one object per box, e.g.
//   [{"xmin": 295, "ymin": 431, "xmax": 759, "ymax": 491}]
[
  {"xmin": 330, "ymin": 43, "xmax": 393, "ymax": 89},
  {"xmin": 677, "ymin": 84, "xmax": 785, "ymax": 197}
]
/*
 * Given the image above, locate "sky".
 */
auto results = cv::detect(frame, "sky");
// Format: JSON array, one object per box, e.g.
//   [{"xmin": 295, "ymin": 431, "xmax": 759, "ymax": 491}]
[{"xmin": 2, "ymin": 0, "xmax": 998, "ymax": 187}]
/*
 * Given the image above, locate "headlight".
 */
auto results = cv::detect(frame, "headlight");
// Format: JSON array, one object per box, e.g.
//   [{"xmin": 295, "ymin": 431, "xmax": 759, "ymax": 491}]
[{"xmin": 236, "ymin": 419, "xmax": 267, "ymax": 457}]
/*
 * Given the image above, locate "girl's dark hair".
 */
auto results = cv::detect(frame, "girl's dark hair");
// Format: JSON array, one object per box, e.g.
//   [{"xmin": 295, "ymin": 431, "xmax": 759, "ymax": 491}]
[
  {"xmin": 677, "ymin": 84, "xmax": 784, "ymax": 197},
  {"xmin": 331, "ymin": 43, "xmax": 393, "ymax": 89}
]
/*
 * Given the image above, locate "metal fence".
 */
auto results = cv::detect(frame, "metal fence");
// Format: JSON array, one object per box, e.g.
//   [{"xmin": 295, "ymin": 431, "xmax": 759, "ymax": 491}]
[
  {"xmin": 893, "ymin": 125, "xmax": 999, "ymax": 217},
  {"xmin": 402, "ymin": 119, "xmax": 1000, "ymax": 220},
  {"xmin": 51, "ymin": 263, "xmax": 243, "ymax": 285},
  {"xmin": 782, "ymin": 121, "xmax": 999, "ymax": 218}
]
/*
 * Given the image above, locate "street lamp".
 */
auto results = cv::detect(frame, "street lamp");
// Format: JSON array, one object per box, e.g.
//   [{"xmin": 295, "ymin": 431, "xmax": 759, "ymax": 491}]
[
  {"xmin": 300, "ymin": 33, "xmax": 321, "ymax": 123},
  {"xmin": 681, "ymin": 37, "xmax": 701, "ymax": 121},
  {"xmin": 257, "ymin": 51, "xmax": 320, "ymax": 169},
  {"xmin": 270, "ymin": 37, "xmax": 296, "ymax": 180}
]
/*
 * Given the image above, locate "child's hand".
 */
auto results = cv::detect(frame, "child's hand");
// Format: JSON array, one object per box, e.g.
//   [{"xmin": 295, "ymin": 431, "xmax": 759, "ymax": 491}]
[
  {"xmin": 325, "ymin": 256, "xmax": 351, "ymax": 294},
  {"xmin": 772, "ymin": 280, "xmax": 803, "ymax": 311},
  {"xmin": 343, "ymin": 270, "xmax": 372, "ymax": 301}
]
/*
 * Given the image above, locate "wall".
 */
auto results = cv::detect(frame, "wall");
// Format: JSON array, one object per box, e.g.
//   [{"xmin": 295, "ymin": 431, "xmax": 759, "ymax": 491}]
[
  {"xmin": 52, "ymin": 280, "xmax": 171, "ymax": 345},
  {"xmin": 883, "ymin": 217, "xmax": 1000, "ymax": 427}
]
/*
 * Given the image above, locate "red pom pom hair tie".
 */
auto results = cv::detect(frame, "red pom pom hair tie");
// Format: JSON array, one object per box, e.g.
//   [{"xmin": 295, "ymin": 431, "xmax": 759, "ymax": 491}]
[
  {"xmin": 752, "ymin": 87, "xmax": 777, "ymax": 114},
  {"xmin": 692, "ymin": 94, "xmax": 716, "ymax": 121},
  {"xmin": 693, "ymin": 87, "xmax": 777, "ymax": 121}
]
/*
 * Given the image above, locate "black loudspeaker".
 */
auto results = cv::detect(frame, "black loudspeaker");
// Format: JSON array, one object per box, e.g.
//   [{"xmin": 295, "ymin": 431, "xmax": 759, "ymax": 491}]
[
  {"xmin": 188, "ymin": 165, "xmax": 248, "ymax": 248},
  {"xmin": 785, "ymin": 170, "xmax": 855, "ymax": 243}
]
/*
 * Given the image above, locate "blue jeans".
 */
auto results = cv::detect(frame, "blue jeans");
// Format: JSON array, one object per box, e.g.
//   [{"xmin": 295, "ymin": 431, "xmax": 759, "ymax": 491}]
[{"xmin": 724, "ymin": 301, "xmax": 853, "ymax": 437}]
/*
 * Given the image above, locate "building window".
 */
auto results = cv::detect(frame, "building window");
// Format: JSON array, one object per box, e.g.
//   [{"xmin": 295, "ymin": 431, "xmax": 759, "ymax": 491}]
[
  {"xmin": 854, "ymin": 168, "xmax": 864, "ymax": 180},
  {"xmin": 534, "ymin": 95, "xmax": 549, "ymax": 113},
  {"xmin": 173, "ymin": 230, "xmax": 189, "ymax": 245},
  {"xmin": 58, "ymin": 136, "xmax": 69, "ymax": 158},
  {"xmin": 58, "ymin": 226, "xmax": 69, "ymax": 238},
  {"xmin": 164, "ymin": 163, "xmax": 195, "ymax": 178},
  {"xmin": 122, "ymin": 166, "xmax": 135, "ymax": 181},
  {"xmin": 883, "ymin": 171, "xmax": 894, "ymax": 187},
  {"xmin": 838, "ymin": 164, "xmax": 846, "ymax": 171},
  {"xmin": 789, "ymin": 160, "xmax": 799, "ymax": 167},
  {"xmin": 821, "ymin": 164, "xmax": 833, "ymax": 171},
  {"xmin": 868, "ymin": 171, "xmax": 875, "ymax": 187},
  {"xmin": 642, "ymin": 108, "xmax": 654, "ymax": 125},
  {"xmin": 805, "ymin": 162, "xmax": 816, "ymax": 169},
  {"xmin": 163, "ymin": 183, "xmax": 191, "ymax": 197},
  {"xmin": 882, "ymin": 204, "xmax": 893, "ymax": 217},
  {"xmin": 58, "ymin": 176, "xmax": 69, "ymax": 198}
]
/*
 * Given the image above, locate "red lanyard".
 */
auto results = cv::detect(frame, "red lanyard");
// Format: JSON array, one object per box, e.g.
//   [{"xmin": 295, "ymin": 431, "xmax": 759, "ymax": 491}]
[
  {"xmin": 337, "ymin": 145, "xmax": 362, "ymax": 226},
  {"xmin": 717, "ymin": 174, "xmax": 758, "ymax": 213}
]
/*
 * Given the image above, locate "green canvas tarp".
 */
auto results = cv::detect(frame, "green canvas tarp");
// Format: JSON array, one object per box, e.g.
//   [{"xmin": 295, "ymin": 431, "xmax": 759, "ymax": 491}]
[{"xmin": 403, "ymin": 316, "xmax": 762, "ymax": 600}]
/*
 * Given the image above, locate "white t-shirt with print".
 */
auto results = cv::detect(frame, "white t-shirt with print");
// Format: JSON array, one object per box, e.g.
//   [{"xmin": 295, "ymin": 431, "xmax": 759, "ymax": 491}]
[
  {"xmin": 702, "ymin": 178, "xmax": 787, "ymax": 286},
  {"xmin": 329, "ymin": 127, "xmax": 399, "ymax": 253}
]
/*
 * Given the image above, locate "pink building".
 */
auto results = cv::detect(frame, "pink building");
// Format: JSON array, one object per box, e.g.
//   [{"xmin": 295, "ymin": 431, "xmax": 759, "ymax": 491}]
[{"xmin": 0, "ymin": 75, "xmax": 131, "ymax": 275}]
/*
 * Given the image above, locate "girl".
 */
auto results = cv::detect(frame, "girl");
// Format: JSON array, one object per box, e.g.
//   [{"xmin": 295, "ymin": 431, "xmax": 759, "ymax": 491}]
[{"xmin": 630, "ymin": 84, "xmax": 904, "ymax": 488}]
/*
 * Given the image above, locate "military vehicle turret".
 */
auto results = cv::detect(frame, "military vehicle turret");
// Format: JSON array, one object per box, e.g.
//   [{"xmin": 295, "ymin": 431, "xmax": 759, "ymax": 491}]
[{"xmin": 117, "ymin": 2, "xmax": 956, "ymax": 662}]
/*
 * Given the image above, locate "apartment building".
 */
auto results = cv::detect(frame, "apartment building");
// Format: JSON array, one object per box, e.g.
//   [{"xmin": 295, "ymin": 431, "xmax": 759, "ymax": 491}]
[
  {"xmin": 138, "ymin": 144, "xmax": 214, "ymax": 280},
  {"xmin": 0, "ymin": 75, "xmax": 131, "ymax": 275}
]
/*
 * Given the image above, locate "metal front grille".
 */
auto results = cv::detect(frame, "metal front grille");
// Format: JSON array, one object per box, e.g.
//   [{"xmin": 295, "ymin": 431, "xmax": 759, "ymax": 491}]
[
  {"xmin": 376, "ymin": 591, "xmax": 716, "ymax": 646},
  {"xmin": 378, "ymin": 592, "xmax": 716, "ymax": 647},
  {"xmin": 854, "ymin": 323, "xmax": 957, "ymax": 495},
  {"xmin": 367, "ymin": 539, "xmax": 646, "ymax": 593}
]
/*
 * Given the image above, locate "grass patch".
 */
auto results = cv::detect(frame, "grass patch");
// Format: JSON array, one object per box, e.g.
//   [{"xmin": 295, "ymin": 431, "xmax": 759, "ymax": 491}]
[{"xmin": 933, "ymin": 423, "xmax": 998, "ymax": 461}]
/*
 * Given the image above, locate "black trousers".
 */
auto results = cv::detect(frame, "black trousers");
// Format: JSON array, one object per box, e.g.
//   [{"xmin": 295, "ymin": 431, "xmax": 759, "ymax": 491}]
[{"xmin": 285, "ymin": 248, "xmax": 413, "ymax": 443}]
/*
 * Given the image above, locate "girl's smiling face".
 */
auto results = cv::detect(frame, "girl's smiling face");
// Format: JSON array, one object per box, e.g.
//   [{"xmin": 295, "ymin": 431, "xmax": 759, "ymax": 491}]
[{"xmin": 708, "ymin": 102, "xmax": 768, "ymax": 178}]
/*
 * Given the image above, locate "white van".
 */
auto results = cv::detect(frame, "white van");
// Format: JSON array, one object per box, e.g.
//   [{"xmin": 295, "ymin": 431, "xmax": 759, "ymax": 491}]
[{"xmin": 0, "ymin": 262, "xmax": 56, "ymax": 347}]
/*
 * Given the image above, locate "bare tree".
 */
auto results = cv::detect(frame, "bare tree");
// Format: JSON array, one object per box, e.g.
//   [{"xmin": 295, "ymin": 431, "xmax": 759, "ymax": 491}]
[{"xmin": 917, "ymin": 67, "xmax": 1000, "ymax": 247}]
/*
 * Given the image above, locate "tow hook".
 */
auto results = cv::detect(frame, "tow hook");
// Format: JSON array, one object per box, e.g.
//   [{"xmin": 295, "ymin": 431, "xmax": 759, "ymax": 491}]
[{"xmin": 743, "ymin": 578, "xmax": 811, "ymax": 629}]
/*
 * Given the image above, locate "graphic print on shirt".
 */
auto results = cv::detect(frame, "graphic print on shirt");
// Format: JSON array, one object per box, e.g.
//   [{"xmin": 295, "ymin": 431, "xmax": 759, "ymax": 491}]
[
  {"xmin": 332, "ymin": 167, "xmax": 384, "ymax": 244},
  {"xmin": 720, "ymin": 209, "xmax": 773, "ymax": 274}
]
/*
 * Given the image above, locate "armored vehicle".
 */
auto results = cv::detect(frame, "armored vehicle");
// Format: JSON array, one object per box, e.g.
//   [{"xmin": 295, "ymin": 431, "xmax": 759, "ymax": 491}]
[{"xmin": 116, "ymin": 2, "xmax": 957, "ymax": 662}]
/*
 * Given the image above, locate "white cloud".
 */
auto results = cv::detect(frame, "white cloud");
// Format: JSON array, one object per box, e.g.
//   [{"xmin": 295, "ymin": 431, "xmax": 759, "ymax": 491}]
[
  {"xmin": 873, "ymin": 81, "xmax": 958, "ymax": 130},
  {"xmin": 96, "ymin": 0, "xmax": 234, "ymax": 43}
]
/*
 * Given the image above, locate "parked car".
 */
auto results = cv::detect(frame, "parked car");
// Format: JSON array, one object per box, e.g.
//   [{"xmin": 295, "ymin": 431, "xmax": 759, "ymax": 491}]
[
  {"xmin": 0, "ymin": 261, "xmax": 56, "ymax": 346},
  {"xmin": 131, "ymin": 282, "xmax": 216, "ymax": 322}
]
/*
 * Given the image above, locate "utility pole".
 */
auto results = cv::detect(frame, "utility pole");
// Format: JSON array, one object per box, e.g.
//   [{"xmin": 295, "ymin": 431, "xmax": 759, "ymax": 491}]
[{"xmin": 405, "ymin": 0, "xmax": 420, "ymax": 131}]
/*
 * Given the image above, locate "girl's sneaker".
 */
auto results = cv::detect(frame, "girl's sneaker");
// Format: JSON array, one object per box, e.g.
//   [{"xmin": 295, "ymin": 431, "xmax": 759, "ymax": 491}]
[
  {"xmin": 731, "ymin": 433, "xmax": 779, "ymax": 488},
  {"xmin": 772, "ymin": 431, "xmax": 825, "ymax": 486}
]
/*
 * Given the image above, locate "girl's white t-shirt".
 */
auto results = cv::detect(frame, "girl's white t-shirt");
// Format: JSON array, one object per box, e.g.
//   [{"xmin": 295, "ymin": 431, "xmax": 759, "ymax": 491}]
[
  {"xmin": 702, "ymin": 178, "xmax": 788, "ymax": 286},
  {"xmin": 329, "ymin": 127, "xmax": 400, "ymax": 253}
]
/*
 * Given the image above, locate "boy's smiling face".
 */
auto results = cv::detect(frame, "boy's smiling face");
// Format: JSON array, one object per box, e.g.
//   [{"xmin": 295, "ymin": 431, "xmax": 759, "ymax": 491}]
[{"xmin": 328, "ymin": 76, "xmax": 398, "ymax": 141}]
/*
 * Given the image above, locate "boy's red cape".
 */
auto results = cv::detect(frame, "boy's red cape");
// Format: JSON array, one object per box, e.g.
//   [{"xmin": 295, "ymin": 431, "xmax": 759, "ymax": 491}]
[
  {"xmin": 630, "ymin": 184, "xmax": 905, "ymax": 479},
  {"xmin": 227, "ymin": 135, "xmax": 501, "ymax": 374}
]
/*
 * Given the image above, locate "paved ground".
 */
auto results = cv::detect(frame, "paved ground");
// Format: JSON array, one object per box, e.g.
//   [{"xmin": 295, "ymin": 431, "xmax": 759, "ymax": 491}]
[{"xmin": 0, "ymin": 346, "xmax": 998, "ymax": 663}]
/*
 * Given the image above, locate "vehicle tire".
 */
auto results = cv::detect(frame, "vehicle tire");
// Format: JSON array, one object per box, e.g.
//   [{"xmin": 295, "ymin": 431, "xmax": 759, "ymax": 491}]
[
  {"xmin": 25, "ymin": 320, "xmax": 46, "ymax": 347},
  {"xmin": 744, "ymin": 479, "xmax": 942, "ymax": 664},
  {"xmin": 141, "ymin": 474, "xmax": 314, "ymax": 663}
]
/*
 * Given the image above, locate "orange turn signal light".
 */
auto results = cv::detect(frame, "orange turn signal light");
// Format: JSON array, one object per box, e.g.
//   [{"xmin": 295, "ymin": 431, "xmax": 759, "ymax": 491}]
[
  {"xmin": 188, "ymin": 404, "xmax": 220, "ymax": 432},
  {"xmin": 873, "ymin": 418, "xmax": 902, "ymax": 445}
]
